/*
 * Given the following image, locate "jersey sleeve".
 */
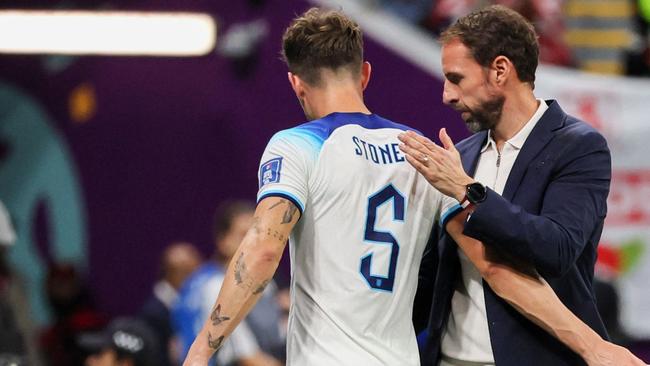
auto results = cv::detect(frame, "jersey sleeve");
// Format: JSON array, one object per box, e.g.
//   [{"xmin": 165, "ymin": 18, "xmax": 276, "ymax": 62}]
[
  {"xmin": 256, "ymin": 128, "xmax": 323, "ymax": 215},
  {"xmin": 439, "ymin": 195, "xmax": 462, "ymax": 228}
]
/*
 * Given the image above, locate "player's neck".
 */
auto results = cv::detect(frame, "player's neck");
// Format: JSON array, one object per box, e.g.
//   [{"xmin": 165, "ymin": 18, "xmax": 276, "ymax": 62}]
[
  {"xmin": 492, "ymin": 86, "xmax": 538, "ymax": 147},
  {"xmin": 308, "ymin": 85, "xmax": 371, "ymax": 119}
]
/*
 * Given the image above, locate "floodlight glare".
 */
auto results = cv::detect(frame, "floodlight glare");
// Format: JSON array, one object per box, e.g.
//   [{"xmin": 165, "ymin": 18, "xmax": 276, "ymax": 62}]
[{"xmin": 0, "ymin": 10, "xmax": 217, "ymax": 56}]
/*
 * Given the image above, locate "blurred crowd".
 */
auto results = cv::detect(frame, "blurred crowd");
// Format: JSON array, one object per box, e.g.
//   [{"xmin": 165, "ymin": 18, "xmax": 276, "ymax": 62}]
[
  {"xmin": 1, "ymin": 196, "xmax": 645, "ymax": 365},
  {"xmin": 0, "ymin": 200, "xmax": 289, "ymax": 366},
  {"xmin": 376, "ymin": 0, "xmax": 650, "ymax": 76}
]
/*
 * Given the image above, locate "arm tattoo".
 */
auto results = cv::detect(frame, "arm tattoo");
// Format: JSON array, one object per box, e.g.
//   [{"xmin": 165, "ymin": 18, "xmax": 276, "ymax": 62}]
[
  {"xmin": 210, "ymin": 304, "xmax": 231, "ymax": 326},
  {"xmin": 207, "ymin": 332, "xmax": 224, "ymax": 350},
  {"xmin": 268, "ymin": 200, "xmax": 284, "ymax": 210},
  {"xmin": 253, "ymin": 279, "xmax": 271, "ymax": 295},
  {"xmin": 267, "ymin": 228, "xmax": 285, "ymax": 243},
  {"xmin": 234, "ymin": 252, "xmax": 247, "ymax": 285},
  {"xmin": 281, "ymin": 204, "xmax": 298, "ymax": 224},
  {"xmin": 267, "ymin": 198, "xmax": 298, "ymax": 224}
]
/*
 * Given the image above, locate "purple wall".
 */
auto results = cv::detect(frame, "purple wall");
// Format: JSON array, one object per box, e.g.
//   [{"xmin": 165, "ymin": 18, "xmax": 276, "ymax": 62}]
[{"xmin": 0, "ymin": 0, "xmax": 465, "ymax": 319}]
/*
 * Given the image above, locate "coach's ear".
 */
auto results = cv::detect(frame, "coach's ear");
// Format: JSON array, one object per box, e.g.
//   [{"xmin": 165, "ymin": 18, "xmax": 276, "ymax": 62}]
[
  {"xmin": 288, "ymin": 72, "xmax": 307, "ymax": 99},
  {"xmin": 361, "ymin": 61, "xmax": 372, "ymax": 91}
]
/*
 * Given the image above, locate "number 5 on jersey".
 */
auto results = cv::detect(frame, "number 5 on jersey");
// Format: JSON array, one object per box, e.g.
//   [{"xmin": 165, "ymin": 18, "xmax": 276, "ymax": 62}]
[{"xmin": 360, "ymin": 184, "xmax": 405, "ymax": 292}]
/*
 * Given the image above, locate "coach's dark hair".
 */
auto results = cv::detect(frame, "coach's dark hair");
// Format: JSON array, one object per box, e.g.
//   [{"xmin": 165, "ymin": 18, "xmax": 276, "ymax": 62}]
[
  {"xmin": 282, "ymin": 8, "xmax": 363, "ymax": 86},
  {"xmin": 212, "ymin": 200, "xmax": 255, "ymax": 241},
  {"xmin": 441, "ymin": 5, "xmax": 539, "ymax": 87}
]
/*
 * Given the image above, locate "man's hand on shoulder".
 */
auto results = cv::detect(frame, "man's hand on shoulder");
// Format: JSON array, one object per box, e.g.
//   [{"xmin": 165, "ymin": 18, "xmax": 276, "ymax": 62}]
[{"xmin": 398, "ymin": 129, "xmax": 473, "ymax": 202}]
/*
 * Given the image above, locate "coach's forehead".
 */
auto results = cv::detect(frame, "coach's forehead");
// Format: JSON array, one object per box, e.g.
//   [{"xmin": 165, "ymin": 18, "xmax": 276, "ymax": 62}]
[{"xmin": 441, "ymin": 38, "xmax": 481, "ymax": 76}]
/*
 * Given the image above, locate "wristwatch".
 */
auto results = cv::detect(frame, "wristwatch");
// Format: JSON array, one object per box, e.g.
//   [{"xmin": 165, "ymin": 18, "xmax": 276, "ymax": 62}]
[{"xmin": 465, "ymin": 182, "xmax": 487, "ymax": 204}]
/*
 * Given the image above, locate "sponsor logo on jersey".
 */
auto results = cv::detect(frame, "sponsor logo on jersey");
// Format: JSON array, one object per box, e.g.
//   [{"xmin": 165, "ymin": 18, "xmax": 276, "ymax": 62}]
[{"xmin": 260, "ymin": 157, "xmax": 283, "ymax": 187}]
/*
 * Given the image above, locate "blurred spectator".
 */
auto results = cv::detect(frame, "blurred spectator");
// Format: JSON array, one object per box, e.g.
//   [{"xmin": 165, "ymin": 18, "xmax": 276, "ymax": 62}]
[
  {"xmin": 422, "ymin": 0, "xmax": 573, "ymax": 66},
  {"xmin": 172, "ymin": 201, "xmax": 285, "ymax": 366},
  {"xmin": 378, "ymin": 0, "xmax": 434, "ymax": 24},
  {"xmin": 218, "ymin": 19, "xmax": 270, "ymax": 79},
  {"xmin": 505, "ymin": 0, "xmax": 573, "ymax": 65},
  {"xmin": 384, "ymin": 0, "xmax": 650, "ymax": 75},
  {"xmin": 424, "ymin": 0, "xmax": 484, "ymax": 35},
  {"xmin": 80, "ymin": 317, "xmax": 160, "ymax": 366},
  {"xmin": 0, "ymin": 201, "xmax": 26, "ymax": 365},
  {"xmin": 40, "ymin": 263, "xmax": 108, "ymax": 366},
  {"xmin": 138, "ymin": 242, "xmax": 201, "ymax": 366},
  {"xmin": 0, "ymin": 201, "xmax": 41, "ymax": 366},
  {"xmin": 424, "ymin": 0, "xmax": 572, "ymax": 63}
]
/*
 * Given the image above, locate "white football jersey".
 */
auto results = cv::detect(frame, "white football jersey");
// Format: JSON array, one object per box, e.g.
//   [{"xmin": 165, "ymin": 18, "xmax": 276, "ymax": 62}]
[{"xmin": 257, "ymin": 112, "xmax": 450, "ymax": 366}]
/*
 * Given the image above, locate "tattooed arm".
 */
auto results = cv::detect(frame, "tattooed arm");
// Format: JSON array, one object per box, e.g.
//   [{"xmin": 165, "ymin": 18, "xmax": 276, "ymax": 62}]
[
  {"xmin": 446, "ymin": 212, "xmax": 645, "ymax": 366},
  {"xmin": 183, "ymin": 197, "xmax": 299, "ymax": 366}
]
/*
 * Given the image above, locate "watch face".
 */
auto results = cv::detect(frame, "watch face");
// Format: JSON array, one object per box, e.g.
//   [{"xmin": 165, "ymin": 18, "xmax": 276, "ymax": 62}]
[{"xmin": 467, "ymin": 182, "xmax": 487, "ymax": 204}]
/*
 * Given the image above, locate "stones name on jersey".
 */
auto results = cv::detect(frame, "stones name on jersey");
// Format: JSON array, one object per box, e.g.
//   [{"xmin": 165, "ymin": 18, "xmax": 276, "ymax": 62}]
[{"xmin": 352, "ymin": 136, "xmax": 405, "ymax": 165}]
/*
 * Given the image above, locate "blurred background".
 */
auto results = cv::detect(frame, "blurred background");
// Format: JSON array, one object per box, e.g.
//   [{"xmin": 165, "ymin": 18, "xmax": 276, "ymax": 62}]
[{"xmin": 0, "ymin": 0, "xmax": 649, "ymax": 365}]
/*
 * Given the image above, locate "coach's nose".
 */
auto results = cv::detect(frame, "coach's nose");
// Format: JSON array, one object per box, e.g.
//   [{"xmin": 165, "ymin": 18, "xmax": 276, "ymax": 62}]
[{"xmin": 442, "ymin": 79, "xmax": 459, "ymax": 106}]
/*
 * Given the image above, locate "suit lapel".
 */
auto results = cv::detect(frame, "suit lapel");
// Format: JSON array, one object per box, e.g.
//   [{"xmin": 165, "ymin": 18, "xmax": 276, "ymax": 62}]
[
  {"xmin": 438, "ymin": 131, "xmax": 486, "ymax": 259},
  {"xmin": 461, "ymin": 131, "xmax": 486, "ymax": 177},
  {"xmin": 501, "ymin": 100, "xmax": 566, "ymax": 200}
]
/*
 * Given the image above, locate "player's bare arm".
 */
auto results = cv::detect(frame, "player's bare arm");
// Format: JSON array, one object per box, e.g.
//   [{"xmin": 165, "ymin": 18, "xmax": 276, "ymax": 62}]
[
  {"xmin": 445, "ymin": 213, "xmax": 645, "ymax": 366},
  {"xmin": 183, "ymin": 197, "xmax": 299, "ymax": 366}
]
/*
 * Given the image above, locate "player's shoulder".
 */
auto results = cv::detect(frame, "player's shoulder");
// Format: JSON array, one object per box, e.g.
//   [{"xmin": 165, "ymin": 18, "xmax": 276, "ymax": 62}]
[{"xmin": 267, "ymin": 119, "xmax": 329, "ymax": 151}]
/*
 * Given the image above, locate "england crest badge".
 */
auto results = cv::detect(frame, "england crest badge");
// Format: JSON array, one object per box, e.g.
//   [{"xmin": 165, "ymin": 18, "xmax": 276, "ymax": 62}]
[{"xmin": 260, "ymin": 157, "xmax": 283, "ymax": 188}]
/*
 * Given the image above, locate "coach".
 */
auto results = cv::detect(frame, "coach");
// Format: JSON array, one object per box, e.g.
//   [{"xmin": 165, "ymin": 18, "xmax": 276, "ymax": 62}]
[{"xmin": 400, "ymin": 5, "xmax": 614, "ymax": 366}]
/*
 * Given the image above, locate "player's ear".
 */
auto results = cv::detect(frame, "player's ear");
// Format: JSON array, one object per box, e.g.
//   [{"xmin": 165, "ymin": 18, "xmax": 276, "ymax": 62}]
[
  {"xmin": 288, "ymin": 72, "xmax": 307, "ymax": 98},
  {"xmin": 360, "ymin": 61, "xmax": 371, "ymax": 91}
]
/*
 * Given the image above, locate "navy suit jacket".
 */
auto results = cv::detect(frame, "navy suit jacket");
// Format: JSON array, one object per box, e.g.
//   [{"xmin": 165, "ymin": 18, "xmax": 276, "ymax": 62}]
[{"xmin": 416, "ymin": 100, "xmax": 611, "ymax": 365}]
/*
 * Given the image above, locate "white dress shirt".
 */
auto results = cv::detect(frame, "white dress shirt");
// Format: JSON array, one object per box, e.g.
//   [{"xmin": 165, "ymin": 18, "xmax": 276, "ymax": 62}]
[{"xmin": 440, "ymin": 100, "xmax": 548, "ymax": 364}]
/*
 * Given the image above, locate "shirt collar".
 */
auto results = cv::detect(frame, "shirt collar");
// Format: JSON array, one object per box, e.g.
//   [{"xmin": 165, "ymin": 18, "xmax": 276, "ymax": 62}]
[
  {"xmin": 481, "ymin": 132, "xmax": 496, "ymax": 153},
  {"xmin": 481, "ymin": 99, "xmax": 548, "ymax": 152}
]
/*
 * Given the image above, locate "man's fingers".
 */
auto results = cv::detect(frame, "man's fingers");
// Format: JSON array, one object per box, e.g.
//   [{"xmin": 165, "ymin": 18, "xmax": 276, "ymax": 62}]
[
  {"xmin": 398, "ymin": 132, "xmax": 426, "ymax": 151},
  {"xmin": 398, "ymin": 135, "xmax": 434, "ymax": 161},
  {"xmin": 439, "ymin": 128, "xmax": 457, "ymax": 152},
  {"xmin": 404, "ymin": 151, "xmax": 427, "ymax": 173},
  {"xmin": 401, "ymin": 131, "xmax": 448, "ymax": 156},
  {"xmin": 399, "ymin": 134, "xmax": 451, "ymax": 177},
  {"xmin": 398, "ymin": 142, "xmax": 418, "ymax": 160},
  {"xmin": 399, "ymin": 131, "xmax": 440, "ymax": 157},
  {"xmin": 406, "ymin": 130, "xmax": 438, "ymax": 151}
]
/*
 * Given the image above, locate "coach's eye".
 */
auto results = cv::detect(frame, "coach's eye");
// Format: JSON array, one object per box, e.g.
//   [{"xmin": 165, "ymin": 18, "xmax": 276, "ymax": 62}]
[{"xmin": 447, "ymin": 75, "xmax": 462, "ymax": 85}]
